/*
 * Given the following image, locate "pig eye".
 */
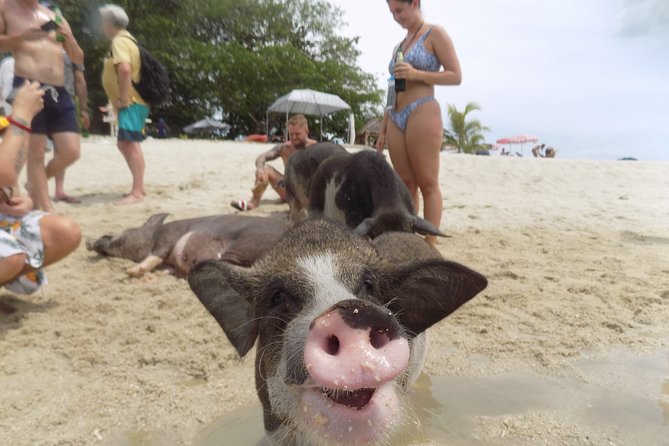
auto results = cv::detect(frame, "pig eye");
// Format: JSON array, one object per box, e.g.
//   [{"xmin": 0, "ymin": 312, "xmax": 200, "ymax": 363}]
[
  {"xmin": 269, "ymin": 290, "xmax": 284, "ymax": 309},
  {"xmin": 364, "ymin": 280, "xmax": 375, "ymax": 295}
]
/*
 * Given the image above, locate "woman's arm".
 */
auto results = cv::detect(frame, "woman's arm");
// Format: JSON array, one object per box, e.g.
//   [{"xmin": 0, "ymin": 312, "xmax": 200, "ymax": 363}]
[{"xmin": 395, "ymin": 26, "xmax": 462, "ymax": 87}]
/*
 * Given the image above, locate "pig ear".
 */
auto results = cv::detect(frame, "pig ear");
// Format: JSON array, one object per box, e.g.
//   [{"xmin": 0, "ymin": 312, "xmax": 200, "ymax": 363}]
[
  {"xmin": 353, "ymin": 217, "xmax": 377, "ymax": 237},
  {"xmin": 379, "ymin": 260, "xmax": 487, "ymax": 336},
  {"xmin": 143, "ymin": 213, "xmax": 169, "ymax": 228},
  {"xmin": 188, "ymin": 260, "xmax": 258, "ymax": 357},
  {"xmin": 411, "ymin": 216, "xmax": 445, "ymax": 237}
]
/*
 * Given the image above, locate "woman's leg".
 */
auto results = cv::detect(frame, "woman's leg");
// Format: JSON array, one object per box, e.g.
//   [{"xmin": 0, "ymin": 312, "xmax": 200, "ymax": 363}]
[
  {"xmin": 405, "ymin": 101, "xmax": 444, "ymax": 245},
  {"xmin": 387, "ymin": 119, "xmax": 419, "ymax": 211}
]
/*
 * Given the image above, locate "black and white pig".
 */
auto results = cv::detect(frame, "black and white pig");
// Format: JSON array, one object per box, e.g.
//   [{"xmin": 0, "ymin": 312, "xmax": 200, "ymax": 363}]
[
  {"xmin": 308, "ymin": 150, "xmax": 443, "ymax": 239},
  {"xmin": 188, "ymin": 219, "xmax": 487, "ymax": 445},
  {"xmin": 284, "ymin": 142, "xmax": 348, "ymax": 222}
]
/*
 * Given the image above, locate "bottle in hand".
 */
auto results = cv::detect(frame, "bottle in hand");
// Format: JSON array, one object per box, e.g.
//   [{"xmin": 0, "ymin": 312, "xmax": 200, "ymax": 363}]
[{"xmin": 394, "ymin": 50, "xmax": 406, "ymax": 92}]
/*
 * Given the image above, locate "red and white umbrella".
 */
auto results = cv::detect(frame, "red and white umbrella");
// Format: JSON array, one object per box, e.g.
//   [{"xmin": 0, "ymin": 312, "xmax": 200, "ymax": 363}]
[{"xmin": 496, "ymin": 134, "xmax": 539, "ymax": 156}]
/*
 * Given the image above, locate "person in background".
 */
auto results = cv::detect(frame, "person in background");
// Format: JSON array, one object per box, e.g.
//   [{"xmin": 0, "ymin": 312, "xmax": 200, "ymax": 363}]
[
  {"xmin": 0, "ymin": 0, "xmax": 85, "ymax": 213},
  {"xmin": 99, "ymin": 4, "xmax": 149, "ymax": 205},
  {"xmin": 100, "ymin": 102, "xmax": 118, "ymax": 138},
  {"xmin": 0, "ymin": 55, "xmax": 14, "ymax": 115},
  {"xmin": 230, "ymin": 114, "xmax": 317, "ymax": 211},
  {"xmin": 376, "ymin": 0, "xmax": 462, "ymax": 245},
  {"xmin": 156, "ymin": 117, "xmax": 168, "ymax": 138},
  {"xmin": 53, "ymin": 51, "xmax": 89, "ymax": 203},
  {"xmin": 0, "ymin": 81, "xmax": 81, "ymax": 295}
]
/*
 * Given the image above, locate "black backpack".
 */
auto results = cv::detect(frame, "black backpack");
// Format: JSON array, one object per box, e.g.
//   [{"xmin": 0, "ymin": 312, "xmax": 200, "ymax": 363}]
[{"xmin": 119, "ymin": 36, "xmax": 171, "ymax": 107}]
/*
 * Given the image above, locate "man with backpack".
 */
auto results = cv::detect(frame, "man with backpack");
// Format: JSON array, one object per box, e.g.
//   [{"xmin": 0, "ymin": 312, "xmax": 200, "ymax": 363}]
[{"xmin": 100, "ymin": 4, "xmax": 165, "ymax": 206}]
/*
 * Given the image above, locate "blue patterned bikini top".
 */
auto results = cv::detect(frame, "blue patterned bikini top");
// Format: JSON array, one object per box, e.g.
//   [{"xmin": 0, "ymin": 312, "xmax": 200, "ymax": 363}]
[{"xmin": 389, "ymin": 27, "xmax": 441, "ymax": 74}]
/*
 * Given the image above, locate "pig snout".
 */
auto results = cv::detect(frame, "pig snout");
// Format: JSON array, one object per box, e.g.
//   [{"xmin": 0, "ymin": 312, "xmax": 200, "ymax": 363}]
[
  {"xmin": 86, "ymin": 236, "xmax": 111, "ymax": 254},
  {"xmin": 304, "ymin": 300, "xmax": 410, "ymax": 391}
]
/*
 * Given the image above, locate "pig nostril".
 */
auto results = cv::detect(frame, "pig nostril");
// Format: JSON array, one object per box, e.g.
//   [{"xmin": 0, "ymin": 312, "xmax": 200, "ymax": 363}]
[
  {"xmin": 369, "ymin": 328, "xmax": 391, "ymax": 349},
  {"xmin": 324, "ymin": 335, "xmax": 340, "ymax": 356}
]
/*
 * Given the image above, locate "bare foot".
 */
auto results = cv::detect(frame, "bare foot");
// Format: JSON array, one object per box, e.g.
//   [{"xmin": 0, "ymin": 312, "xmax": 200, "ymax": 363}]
[
  {"xmin": 124, "ymin": 190, "xmax": 147, "ymax": 197},
  {"xmin": 114, "ymin": 193, "xmax": 144, "ymax": 206},
  {"xmin": 54, "ymin": 195, "xmax": 82, "ymax": 204}
]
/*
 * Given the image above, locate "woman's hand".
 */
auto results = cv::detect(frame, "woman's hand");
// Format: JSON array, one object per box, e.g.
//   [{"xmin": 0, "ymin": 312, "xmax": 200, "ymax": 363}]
[
  {"xmin": 0, "ymin": 196, "xmax": 34, "ymax": 218},
  {"xmin": 11, "ymin": 81, "xmax": 45, "ymax": 123},
  {"xmin": 375, "ymin": 133, "xmax": 387, "ymax": 153},
  {"xmin": 394, "ymin": 62, "xmax": 420, "ymax": 82}
]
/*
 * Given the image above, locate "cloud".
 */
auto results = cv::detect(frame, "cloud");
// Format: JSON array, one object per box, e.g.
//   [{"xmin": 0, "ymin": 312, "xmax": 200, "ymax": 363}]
[{"xmin": 620, "ymin": 0, "xmax": 669, "ymax": 36}]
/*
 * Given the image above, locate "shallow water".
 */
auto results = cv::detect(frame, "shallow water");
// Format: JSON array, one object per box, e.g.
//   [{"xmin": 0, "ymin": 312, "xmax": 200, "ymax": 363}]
[{"xmin": 192, "ymin": 349, "xmax": 668, "ymax": 446}]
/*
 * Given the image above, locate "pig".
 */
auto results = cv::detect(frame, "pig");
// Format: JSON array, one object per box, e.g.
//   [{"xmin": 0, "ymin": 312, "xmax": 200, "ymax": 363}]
[
  {"xmin": 284, "ymin": 142, "xmax": 348, "ymax": 222},
  {"xmin": 308, "ymin": 150, "xmax": 444, "ymax": 239},
  {"xmin": 188, "ymin": 219, "xmax": 487, "ymax": 445},
  {"xmin": 87, "ymin": 213, "xmax": 288, "ymax": 278}
]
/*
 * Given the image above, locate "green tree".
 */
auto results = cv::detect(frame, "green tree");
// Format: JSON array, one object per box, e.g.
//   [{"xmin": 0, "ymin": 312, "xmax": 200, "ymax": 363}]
[
  {"xmin": 59, "ymin": 0, "xmax": 382, "ymax": 137},
  {"xmin": 443, "ymin": 102, "xmax": 490, "ymax": 154}
]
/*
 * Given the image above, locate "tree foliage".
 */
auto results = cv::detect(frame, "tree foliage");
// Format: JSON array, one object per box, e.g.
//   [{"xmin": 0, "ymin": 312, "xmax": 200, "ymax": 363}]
[
  {"xmin": 443, "ymin": 102, "xmax": 490, "ymax": 154},
  {"xmin": 59, "ymin": 0, "xmax": 382, "ymax": 137}
]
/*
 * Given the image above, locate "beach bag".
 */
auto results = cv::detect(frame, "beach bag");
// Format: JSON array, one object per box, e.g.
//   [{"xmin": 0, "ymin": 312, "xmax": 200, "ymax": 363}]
[{"xmin": 120, "ymin": 36, "xmax": 171, "ymax": 107}]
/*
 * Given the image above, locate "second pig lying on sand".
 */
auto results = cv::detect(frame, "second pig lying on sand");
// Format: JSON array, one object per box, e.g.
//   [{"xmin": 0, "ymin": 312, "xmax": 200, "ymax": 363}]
[{"xmin": 87, "ymin": 214, "xmax": 288, "ymax": 278}]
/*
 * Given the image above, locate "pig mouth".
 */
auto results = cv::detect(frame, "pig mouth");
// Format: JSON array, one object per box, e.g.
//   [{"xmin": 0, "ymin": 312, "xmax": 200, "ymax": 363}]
[{"xmin": 319, "ymin": 387, "xmax": 376, "ymax": 410}]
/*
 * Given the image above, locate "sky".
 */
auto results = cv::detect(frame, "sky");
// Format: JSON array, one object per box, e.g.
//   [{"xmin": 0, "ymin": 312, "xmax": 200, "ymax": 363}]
[{"xmin": 329, "ymin": 0, "xmax": 669, "ymax": 160}]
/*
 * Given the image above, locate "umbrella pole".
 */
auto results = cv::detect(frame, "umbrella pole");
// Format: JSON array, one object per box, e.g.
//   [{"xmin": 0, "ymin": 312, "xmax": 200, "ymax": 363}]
[
  {"xmin": 320, "ymin": 118, "xmax": 323, "ymax": 142},
  {"xmin": 266, "ymin": 111, "xmax": 269, "ymax": 138}
]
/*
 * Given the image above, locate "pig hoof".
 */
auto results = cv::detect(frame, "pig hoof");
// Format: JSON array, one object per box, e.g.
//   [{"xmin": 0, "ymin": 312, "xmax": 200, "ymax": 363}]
[{"xmin": 127, "ymin": 266, "xmax": 145, "ymax": 278}]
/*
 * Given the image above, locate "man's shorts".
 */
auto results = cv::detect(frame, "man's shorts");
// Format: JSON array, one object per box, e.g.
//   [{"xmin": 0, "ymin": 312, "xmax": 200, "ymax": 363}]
[
  {"xmin": 118, "ymin": 103, "xmax": 150, "ymax": 142},
  {"xmin": 0, "ymin": 211, "xmax": 47, "ymax": 295},
  {"xmin": 12, "ymin": 76, "xmax": 79, "ymax": 135}
]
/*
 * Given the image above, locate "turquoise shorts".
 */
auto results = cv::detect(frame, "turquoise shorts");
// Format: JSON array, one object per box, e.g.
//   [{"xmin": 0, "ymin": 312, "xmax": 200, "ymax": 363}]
[{"xmin": 118, "ymin": 103, "xmax": 150, "ymax": 142}]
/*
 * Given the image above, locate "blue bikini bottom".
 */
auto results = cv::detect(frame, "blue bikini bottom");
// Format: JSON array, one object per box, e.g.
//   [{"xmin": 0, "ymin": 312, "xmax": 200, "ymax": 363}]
[{"xmin": 390, "ymin": 96, "xmax": 437, "ymax": 133}]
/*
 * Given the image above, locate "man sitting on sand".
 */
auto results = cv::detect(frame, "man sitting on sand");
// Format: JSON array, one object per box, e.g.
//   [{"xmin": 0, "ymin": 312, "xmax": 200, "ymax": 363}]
[
  {"xmin": 0, "ymin": 82, "xmax": 80, "ymax": 294},
  {"xmin": 231, "ymin": 114, "xmax": 317, "ymax": 211}
]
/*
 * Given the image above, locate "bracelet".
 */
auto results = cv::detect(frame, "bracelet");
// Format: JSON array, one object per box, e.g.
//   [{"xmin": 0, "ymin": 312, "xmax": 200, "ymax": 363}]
[{"xmin": 8, "ymin": 116, "xmax": 31, "ymax": 133}]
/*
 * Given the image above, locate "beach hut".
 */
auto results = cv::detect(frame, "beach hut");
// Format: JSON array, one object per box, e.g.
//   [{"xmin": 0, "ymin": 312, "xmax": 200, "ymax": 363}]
[
  {"xmin": 267, "ymin": 89, "xmax": 352, "ymax": 142},
  {"xmin": 356, "ymin": 119, "xmax": 383, "ymax": 147}
]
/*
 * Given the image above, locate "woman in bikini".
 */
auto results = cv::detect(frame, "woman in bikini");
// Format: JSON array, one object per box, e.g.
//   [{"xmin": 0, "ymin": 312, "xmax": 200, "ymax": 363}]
[{"xmin": 377, "ymin": 0, "xmax": 462, "ymax": 245}]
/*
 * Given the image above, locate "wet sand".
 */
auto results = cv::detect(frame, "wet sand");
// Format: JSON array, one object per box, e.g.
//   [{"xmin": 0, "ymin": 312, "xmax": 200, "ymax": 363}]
[{"xmin": 1, "ymin": 138, "xmax": 668, "ymax": 445}]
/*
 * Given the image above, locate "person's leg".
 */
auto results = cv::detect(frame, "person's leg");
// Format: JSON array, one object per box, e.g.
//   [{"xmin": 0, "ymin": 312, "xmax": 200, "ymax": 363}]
[
  {"xmin": 405, "ymin": 100, "xmax": 444, "ymax": 245},
  {"xmin": 115, "ymin": 140, "xmax": 146, "ymax": 205},
  {"xmin": 27, "ymin": 134, "xmax": 53, "ymax": 212},
  {"xmin": 47, "ymin": 132, "xmax": 80, "ymax": 180},
  {"xmin": 387, "ymin": 119, "xmax": 419, "ymax": 211},
  {"xmin": 0, "ymin": 254, "xmax": 27, "ymax": 286},
  {"xmin": 266, "ymin": 166, "xmax": 287, "ymax": 202},
  {"xmin": 17, "ymin": 215, "xmax": 81, "ymax": 275}
]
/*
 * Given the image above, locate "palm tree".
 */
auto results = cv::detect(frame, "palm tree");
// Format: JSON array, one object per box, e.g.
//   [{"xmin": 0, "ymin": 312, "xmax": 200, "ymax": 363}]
[{"xmin": 443, "ymin": 102, "xmax": 490, "ymax": 154}]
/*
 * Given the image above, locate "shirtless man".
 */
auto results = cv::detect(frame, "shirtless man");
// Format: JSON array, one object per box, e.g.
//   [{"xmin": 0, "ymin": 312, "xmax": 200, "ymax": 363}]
[
  {"xmin": 231, "ymin": 114, "xmax": 317, "ymax": 211},
  {"xmin": 0, "ymin": 0, "xmax": 84, "ymax": 212}
]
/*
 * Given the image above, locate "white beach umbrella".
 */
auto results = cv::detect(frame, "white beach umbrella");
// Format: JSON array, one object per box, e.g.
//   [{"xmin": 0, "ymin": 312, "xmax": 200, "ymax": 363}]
[
  {"xmin": 267, "ymin": 89, "xmax": 351, "ymax": 140},
  {"xmin": 183, "ymin": 118, "xmax": 230, "ymax": 134}
]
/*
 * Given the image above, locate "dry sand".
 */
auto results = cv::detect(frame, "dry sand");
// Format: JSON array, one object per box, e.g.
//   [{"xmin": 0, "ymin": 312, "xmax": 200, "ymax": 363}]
[{"xmin": 1, "ymin": 139, "xmax": 668, "ymax": 446}]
